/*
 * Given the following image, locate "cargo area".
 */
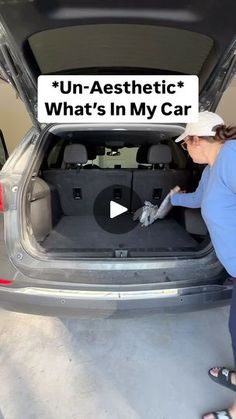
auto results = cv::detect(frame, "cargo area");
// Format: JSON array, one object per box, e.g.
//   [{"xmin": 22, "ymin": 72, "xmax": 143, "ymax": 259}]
[
  {"xmin": 26, "ymin": 128, "xmax": 209, "ymax": 258},
  {"xmin": 41, "ymin": 215, "xmax": 199, "ymax": 257}
]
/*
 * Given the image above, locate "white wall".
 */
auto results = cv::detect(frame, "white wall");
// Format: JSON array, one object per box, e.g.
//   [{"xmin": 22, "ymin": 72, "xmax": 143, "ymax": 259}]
[
  {"xmin": 216, "ymin": 78, "xmax": 236, "ymax": 124},
  {"xmin": 0, "ymin": 80, "xmax": 32, "ymax": 154}
]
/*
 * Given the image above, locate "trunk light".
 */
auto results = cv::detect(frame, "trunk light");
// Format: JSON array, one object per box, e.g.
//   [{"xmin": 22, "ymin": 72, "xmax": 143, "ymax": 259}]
[
  {"xmin": 0, "ymin": 279, "xmax": 13, "ymax": 285},
  {"xmin": 0, "ymin": 183, "xmax": 4, "ymax": 212}
]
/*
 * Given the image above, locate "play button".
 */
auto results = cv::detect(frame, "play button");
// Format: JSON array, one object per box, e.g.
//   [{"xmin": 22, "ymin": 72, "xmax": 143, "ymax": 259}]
[
  {"xmin": 93, "ymin": 185, "xmax": 142, "ymax": 234},
  {"xmin": 110, "ymin": 201, "xmax": 128, "ymax": 219}
]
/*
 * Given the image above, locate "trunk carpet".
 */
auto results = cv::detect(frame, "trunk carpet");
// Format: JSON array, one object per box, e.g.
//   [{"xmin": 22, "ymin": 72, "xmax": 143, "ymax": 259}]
[{"xmin": 42, "ymin": 215, "xmax": 198, "ymax": 254}]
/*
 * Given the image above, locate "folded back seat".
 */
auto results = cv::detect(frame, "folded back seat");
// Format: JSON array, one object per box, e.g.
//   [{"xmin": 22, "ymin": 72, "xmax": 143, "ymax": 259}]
[
  {"xmin": 131, "ymin": 144, "xmax": 191, "ymax": 211},
  {"xmin": 43, "ymin": 144, "xmax": 133, "ymax": 216}
]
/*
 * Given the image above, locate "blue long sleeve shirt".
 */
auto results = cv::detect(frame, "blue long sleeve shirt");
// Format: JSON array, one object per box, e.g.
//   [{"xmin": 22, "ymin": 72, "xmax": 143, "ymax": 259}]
[{"xmin": 171, "ymin": 140, "xmax": 236, "ymax": 277}]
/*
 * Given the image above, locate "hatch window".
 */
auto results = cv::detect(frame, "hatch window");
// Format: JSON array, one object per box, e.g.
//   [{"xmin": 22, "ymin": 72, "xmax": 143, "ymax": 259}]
[{"xmin": 28, "ymin": 24, "xmax": 215, "ymax": 89}]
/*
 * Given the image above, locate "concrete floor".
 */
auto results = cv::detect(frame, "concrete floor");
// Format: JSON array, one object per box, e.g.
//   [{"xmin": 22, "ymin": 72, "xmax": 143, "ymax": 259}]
[
  {"xmin": 0, "ymin": 307, "xmax": 235, "ymax": 419},
  {"xmin": 0, "ymin": 217, "xmax": 235, "ymax": 419}
]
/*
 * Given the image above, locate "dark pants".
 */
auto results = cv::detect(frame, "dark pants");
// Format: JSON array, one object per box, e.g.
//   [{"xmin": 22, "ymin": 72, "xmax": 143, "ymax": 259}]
[{"xmin": 229, "ymin": 280, "xmax": 236, "ymax": 368}]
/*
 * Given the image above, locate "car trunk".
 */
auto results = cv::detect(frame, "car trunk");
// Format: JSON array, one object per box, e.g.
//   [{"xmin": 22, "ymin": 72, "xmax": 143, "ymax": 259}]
[
  {"xmin": 40, "ymin": 214, "xmax": 200, "ymax": 257},
  {"xmin": 0, "ymin": 1, "xmax": 232, "ymax": 288},
  {"xmin": 25, "ymin": 126, "xmax": 208, "ymax": 259}
]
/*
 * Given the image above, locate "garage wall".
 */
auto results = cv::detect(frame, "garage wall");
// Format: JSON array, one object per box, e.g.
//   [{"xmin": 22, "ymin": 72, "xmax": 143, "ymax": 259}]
[
  {"xmin": 216, "ymin": 78, "xmax": 236, "ymax": 125},
  {"xmin": 0, "ymin": 80, "xmax": 32, "ymax": 154}
]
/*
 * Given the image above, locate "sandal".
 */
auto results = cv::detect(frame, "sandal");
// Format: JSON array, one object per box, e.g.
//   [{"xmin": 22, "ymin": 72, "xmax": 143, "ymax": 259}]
[
  {"xmin": 202, "ymin": 409, "xmax": 232, "ymax": 418},
  {"xmin": 208, "ymin": 367, "xmax": 236, "ymax": 392}
]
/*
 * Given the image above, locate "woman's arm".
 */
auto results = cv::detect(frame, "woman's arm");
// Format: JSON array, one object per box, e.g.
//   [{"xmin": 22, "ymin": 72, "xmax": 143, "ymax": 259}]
[
  {"xmin": 170, "ymin": 166, "xmax": 209, "ymax": 208},
  {"xmin": 221, "ymin": 145, "xmax": 236, "ymax": 193}
]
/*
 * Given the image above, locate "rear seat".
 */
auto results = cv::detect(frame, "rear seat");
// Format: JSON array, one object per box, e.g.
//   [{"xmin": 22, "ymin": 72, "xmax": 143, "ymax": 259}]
[
  {"xmin": 43, "ymin": 144, "xmax": 132, "ymax": 216},
  {"xmin": 136, "ymin": 145, "xmax": 152, "ymax": 170},
  {"xmin": 131, "ymin": 144, "xmax": 191, "ymax": 211},
  {"xmin": 43, "ymin": 143, "xmax": 191, "ymax": 217}
]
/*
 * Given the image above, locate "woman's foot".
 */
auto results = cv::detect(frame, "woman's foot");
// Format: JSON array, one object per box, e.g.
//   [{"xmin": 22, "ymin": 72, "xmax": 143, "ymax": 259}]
[
  {"xmin": 208, "ymin": 367, "xmax": 236, "ymax": 392},
  {"xmin": 202, "ymin": 402, "xmax": 236, "ymax": 418},
  {"xmin": 209, "ymin": 367, "xmax": 236, "ymax": 386}
]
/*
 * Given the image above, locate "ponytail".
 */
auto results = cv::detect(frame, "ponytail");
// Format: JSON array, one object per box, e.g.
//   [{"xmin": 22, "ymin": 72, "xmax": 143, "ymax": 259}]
[{"xmin": 214, "ymin": 125, "xmax": 236, "ymax": 142}]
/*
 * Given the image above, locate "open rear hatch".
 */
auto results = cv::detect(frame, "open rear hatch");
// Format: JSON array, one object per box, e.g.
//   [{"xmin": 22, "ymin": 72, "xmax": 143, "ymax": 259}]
[
  {"xmin": 0, "ymin": 0, "xmax": 236, "ymax": 124},
  {"xmin": 0, "ymin": 1, "xmax": 235, "ymax": 261}
]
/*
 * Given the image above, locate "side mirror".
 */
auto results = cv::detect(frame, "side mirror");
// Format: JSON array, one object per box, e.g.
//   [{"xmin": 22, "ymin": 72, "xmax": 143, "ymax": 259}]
[{"xmin": 0, "ymin": 130, "xmax": 8, "ymax": 170}]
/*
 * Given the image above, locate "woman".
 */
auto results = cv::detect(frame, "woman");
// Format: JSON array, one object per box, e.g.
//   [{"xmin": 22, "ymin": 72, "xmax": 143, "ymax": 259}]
[{"xmin": 170, "ymin": 111, "xmax": 236, "ymax": 419}]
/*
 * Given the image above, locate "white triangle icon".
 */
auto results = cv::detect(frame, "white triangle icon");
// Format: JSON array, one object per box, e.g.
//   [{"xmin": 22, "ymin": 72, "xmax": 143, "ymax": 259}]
[{"xmin": 110, "ymin": 201, "xmax": 128, "ymax": 219}]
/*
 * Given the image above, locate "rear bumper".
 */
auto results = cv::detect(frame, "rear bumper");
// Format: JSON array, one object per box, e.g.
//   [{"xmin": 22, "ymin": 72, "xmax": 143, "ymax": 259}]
[{"xmin": 0, "ymin": 280, "xmax": 232, "ymax": 317}]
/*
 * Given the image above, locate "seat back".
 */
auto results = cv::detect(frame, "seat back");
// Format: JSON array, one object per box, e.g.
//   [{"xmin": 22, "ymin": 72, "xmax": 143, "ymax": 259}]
[
  {"xmin": 131, "ymin": 144, "xmax": 191, "ymax": 211},
  {"xmin": 136, "ymin": 145, "xmax": 152, "ymax": 170},
  {"xmin": 44, "ymin": 169, "xmax": 133, "ymax": 216},
  {"xmin": 43, "ymin": 144, "xmax": 132, "ymax": 216}
]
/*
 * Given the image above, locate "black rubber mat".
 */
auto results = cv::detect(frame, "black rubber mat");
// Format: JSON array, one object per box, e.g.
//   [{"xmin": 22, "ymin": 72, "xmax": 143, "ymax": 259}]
[{"xmin": 42, "ymin": 215, "xmax": 198, "ymax": 254}]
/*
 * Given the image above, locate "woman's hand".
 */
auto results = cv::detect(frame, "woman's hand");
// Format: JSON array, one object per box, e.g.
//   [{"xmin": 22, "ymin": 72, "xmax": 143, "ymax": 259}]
[
  {"xmin": 170, "ymin": 185, "xmax": 181, "ymax": 196},
  {"xmin": 170, "ymin": 186, "xmax": 187, "ymax": 195}
]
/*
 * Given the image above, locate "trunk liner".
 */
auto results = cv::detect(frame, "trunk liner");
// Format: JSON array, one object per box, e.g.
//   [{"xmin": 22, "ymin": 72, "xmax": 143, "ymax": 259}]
[{"xmin": 42, "ymin": 215, "xmax": 198, "ymax": 254}]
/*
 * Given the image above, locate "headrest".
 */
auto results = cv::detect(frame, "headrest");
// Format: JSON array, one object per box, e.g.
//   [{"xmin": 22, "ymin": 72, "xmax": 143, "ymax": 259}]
[
  {"xmin": 136, "ymin": 145, "xmax": 149, "ymax": 164},
  {"xmin": 63, "ymin": 144, "xmax": 88, "ymax": 164},
  {"xmin": 86, "ymin": 147, "xmax": 97, "ymax": 161},
  {"xmin": 147, "ymin": 144, "xmax": 172, "ymax": 164}
]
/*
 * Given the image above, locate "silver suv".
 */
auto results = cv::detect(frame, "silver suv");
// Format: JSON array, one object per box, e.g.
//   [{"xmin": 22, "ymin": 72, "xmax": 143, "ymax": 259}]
[{"xmin": 0, "ymin": 0, "xmax": 235, "ymax": 316}]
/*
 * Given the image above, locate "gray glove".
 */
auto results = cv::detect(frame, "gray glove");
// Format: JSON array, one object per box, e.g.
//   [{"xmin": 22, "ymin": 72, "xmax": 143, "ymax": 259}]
[
  {"xmin": 154, "ymin": 185, "xmax": 180, "ymax": 219},
  {"xmin": 133, "ymin": 186, "xmax": 180, "ymax": 227},
  {"xmin": 133, "ymin": 201, "xmax": 159, "ymax": 227}
]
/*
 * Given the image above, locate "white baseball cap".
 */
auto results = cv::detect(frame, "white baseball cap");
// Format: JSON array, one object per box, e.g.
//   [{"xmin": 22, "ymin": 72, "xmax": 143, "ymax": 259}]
[{"xmin": 175, "ymin": 111, "xmax": 225, "ymax": 143}]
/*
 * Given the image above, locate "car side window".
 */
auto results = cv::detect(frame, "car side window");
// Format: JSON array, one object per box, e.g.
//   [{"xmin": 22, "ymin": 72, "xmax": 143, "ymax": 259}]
[
  {"xmin": 47, "ymin": 139, "xmax": 64, "ymax": 168},
  {"xmin": 0, "ymin": 130, "xmax": 8, "ymax": 170}
]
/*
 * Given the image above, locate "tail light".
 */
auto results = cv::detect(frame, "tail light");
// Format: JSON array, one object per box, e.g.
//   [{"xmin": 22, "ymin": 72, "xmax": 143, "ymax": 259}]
[
  {"xmin": 0, "ymin": 279, "xmax": 13, "ymax": 286},
  {"xmin": 0, "ymin": 183, "xmax": 4, "ymax": 212}
]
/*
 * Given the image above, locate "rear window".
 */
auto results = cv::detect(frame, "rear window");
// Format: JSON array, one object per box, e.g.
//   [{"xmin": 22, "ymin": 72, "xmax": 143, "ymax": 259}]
[
  {"xmin": 28, "ymin": 24, "xmax": 215, "ymax": 87},
  {"xmin": 99, "ymin": 147, "xmax": 139, "ymax": 169},
  {"xmin": 45, "ymin": 139, "xmax": 187, "ymax": 170},
  {"xmin": 47, "ymin": 145, "xmax": 139, "ymax": 169}
]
